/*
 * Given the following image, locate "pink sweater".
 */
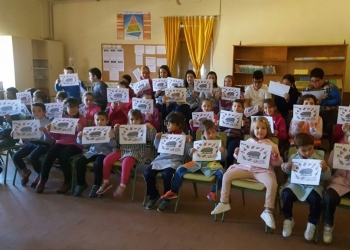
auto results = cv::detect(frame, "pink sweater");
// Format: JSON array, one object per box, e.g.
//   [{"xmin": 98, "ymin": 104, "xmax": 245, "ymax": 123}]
[
  {"xmin": 264, "ymin": 113, "xmax": 288, "ymax": 140},
  {"xmin": 84, "ymin": 105, "xmax": 101, "ymax": 125},
  {"xmin": 142, "ymin": 109, "xmax": 160, "ymax": 132}
]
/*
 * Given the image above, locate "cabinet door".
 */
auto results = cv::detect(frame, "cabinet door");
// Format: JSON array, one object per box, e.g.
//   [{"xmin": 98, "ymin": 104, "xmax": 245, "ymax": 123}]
[
  {"xmin": 12, "ymin": 37, "xmax": 34, "ymax": 91},
  {"xmin": 47, "ymin": 40, "xmax": 64, "ymax": 97}
]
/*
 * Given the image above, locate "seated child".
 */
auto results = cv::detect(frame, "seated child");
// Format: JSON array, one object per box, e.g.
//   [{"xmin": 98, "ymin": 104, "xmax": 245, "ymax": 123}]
[
  {"xmin": 211, "ymin": 117, "xmax": 282, "ymax": 229},
  {"xmin": 11, "ymin": 103, "xmax": 55, "ymax": 187},
  {"xmin": 56, "ymin": 91, "xmax": 68, "ymax": 103},
  {"xmin": 82, "ymin": 92, "xmax": 101, "ymax": 126},
  {"xmin": 143, "ymin": 112, "xmax": 192, "ymax": 212},
  {"xmin": 162, "ymin": 95, "xmax": 191, "ymax": 133},
  {"xmin": 74, "ymin": 111, "xmax": 117, "ymax": 197},
  {"xmin": 33, "ymin": 90, "xmax": 50, "ymax": 103},
  {"xmin": 161, "ymin": 120, "xmax": 227, "ymax": 203},
  {"xmin": 289, "ymin": 94, "xmax": 323, "ymax": 146},
  {"xmin": 280, "ymin": 133, "xmax": 330, "ymax": 240},
  {"xmin": 142, "ymin": 93, "xmax": 160, "ymax": 132},
  {"xmin": 190, "ymin": 98, "xmax": 219, "ymax": 134},
  {"xmin": 219, "ymin": 99, "xmax": 250, "ymax": 167}
]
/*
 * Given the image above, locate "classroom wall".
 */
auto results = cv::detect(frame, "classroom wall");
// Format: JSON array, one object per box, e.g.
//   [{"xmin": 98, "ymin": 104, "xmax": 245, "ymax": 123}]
[
  {"xmin": 52, "ymin": 0, "xmax": 350, "ymax": 91},
  {"xmin": 0, "ymin": 0, "xmax": 50, "ymax": 39}
]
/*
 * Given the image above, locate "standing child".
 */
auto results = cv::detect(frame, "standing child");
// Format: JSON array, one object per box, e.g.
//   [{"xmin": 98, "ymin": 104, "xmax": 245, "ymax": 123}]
[
  {"xmin": 82, "ymin": 92, "xmax": 101, "ymax": 126},
  {"xmin": 184, "ymin": 70, "xmax": 200, "ymax": 112},
  {"xmin": 280, "ymin": 133, "xmax": 330, "ymax": 240},
  {"xmin": 11, "ymin": 103, "xmax": 55, "ymax": 187},
  {"xmin": 35, "ymin": 98, "xmax": 87, "ymax": 194},
  {"xmin": 96, "ymin": 109, "xmax": 156, "ymax": 197},
  {"xmin": 211, "ymin": 117, "xmax": 282, "ymax": 229},
  {"xmin": 155, "ymin": 65, "xmax": 171, "ymax": 112},
  {"xmin": 55, "ymin": 66, "xmax": 86, "ymax": 102},
  {"xmin": 219, "ymin": 99, "xmax": 250, "ymax": 167},
  {"xmin": 143, "ymin": 112, "xmax": 192, "ymax": 212},
  {"xmin": 289, "ymin": 94, "xmax": 323, "ymax": 146},
  {"xmin": 74, "ymin": 111, "xmax": 117, "ymax": 197},
  {"xmin": 142, "ymin": 93, "xmax": 160, "ymax": 132},
  {"xmin": 263, "ymin": 98, "xmax": 288, "ymax": 151},
  {"xmin": 161, "ymin": 120, "xmax": 227, "ymax": 203},
  {"xmin": 198, "ymin": 71, "xmax": 221, "ymax": 114},
  {"xmin": 189, "ymin": 98, "xmax": 219, "ymax": 134}
]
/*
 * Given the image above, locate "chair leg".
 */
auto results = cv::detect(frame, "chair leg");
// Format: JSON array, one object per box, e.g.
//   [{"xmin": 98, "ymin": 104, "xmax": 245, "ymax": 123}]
[
  {"xmin": 12, "ymin": 167, "xmax": 18, "ymax": 185},
  {"xmin": 131, "ymin": 164, "xmax": 137, "ymax": 202},
  {"xmin": 4, "ymin": 150, "xmax": 10, "ymax": 185},
  {"xmin": 214, "ymin": 179, "xmax": 218, "ymax": 221},
  {"xmin": 221, "ymin": 212, "xmax": 225, "ymax": 222},
  {"xmin": 192, "ymin": 182, "xmax": 198, "ymax": 197},
  {"xmin": 174, "ymin": 187, "xmax": 181, "ymax": 213},
  {"xmin": 241, "ymin": 190, "xmax": 245, "ymax": 205},
  {"xmin": 143, "ymin": 187, "xmax": 147, "ymax": 206},
  {"xmin": 265, "ymin": 224, "xmax": 274, "ymax": 234}
]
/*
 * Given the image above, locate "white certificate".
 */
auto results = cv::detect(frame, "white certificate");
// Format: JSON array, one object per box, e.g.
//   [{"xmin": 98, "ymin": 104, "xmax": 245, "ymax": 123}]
[
  {"xmin": 192, "ymin": 112, "xmax": 215, "ymax": 127},
  {"xmin": 268, "ymin": 81, "xmax": 290, "ymax": 98},
  {"xmin": 165, "ymin": 88, "xmax": 186, "ymax": 103},
  {"xmin": 152, "ymin": 78, "xmax": 168, "ymax": 91},
  {"xmin": 0, "ymin": 100, "xmax": 21, "ymax": 116},
  {"xmin": 221, "ymin": 87, "xmax": 241, "ymax": 101},
  {"xmin": 16, "ymin": 92, "xmax": 32, "ymax": 106},
  {"xmin": 12, "ymin": 120, "xmax": 41, "ymax": 139},
  {"xmin": 237, "ymin": 140, "xmax": 272, "ymax": 169},
  {"xmin": 192, "ymin": 140, "xmax": 221, "ymax": 161},
  {"xmin": 219, "ymin": 110, "xmax": 243, "ymax": 129},
  {"xmin": 119, "ymin": 125, "xmax": 147, "ymax": 144},
  {"xmin": 107, "ymin": 88, "xmax": 129, "ymax": 103},
  {"xmin": 50, "ymin": 118, "xmax": 79, "ymax": 135},
  {"xmin": 293, "ymin": 105, "xmax": 320, "ymax": 123},
  {"xmin": 291, "ymin": 159, "xmax": 322, "ymax": 185},
  {"xmin": 82, "ymin": 126, "xmax": 111, "ymax": 144},
  {"xmin": 158, "ymin": 134, "xmax": 186, "ymax": 156},
  {"xmin": 133, "ymin": 68, "xmax": 142, "ymax": 81},
  {"xmin": 132, "ymin": 97, "xmax": 153, "ymax": 114},
  {"xmin": 45, "ymin": 103, "xmax": 63, "ymax": 119},
  {"xmin": 59, "ymin": 73, "xmax": 79, "ymax": 86},
  {"xmin": 194, "ymin": 79, "xmax": 213, "ymax": 93},
  {"xmin": 251, "ymin": 116, "xmax": 274, "ymax": 133},
  {"xmin": 336, "ymin": 106, "xmax": 350, "ymax": 124},
  {"xmin": 333, "ymin": 143, "xmax": 350, "ymax": 170},
  {"xmin": 301, "ymin": 90, "xmax": 326, "ymax": 100}
]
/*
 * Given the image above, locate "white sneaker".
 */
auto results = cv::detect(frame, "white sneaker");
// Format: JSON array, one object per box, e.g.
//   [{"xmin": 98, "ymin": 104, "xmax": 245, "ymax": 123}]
[
  {"xmin": 304, "ymin": 222, "xmax": 316, "ymax": 241},
  {"xmin": 260, "ymin": 211, "xmax": 275, "ymax": 229},
  {"xmin": 282, "ymin": 218, "xmax": 295, "ymax": 237},
  {"xmin": 323, "ymin": 225, "xmax": 334, "ymax": 243},
  {"xmin": 210, "ymin": 203, "xmax": 231, "ymax": 215}
]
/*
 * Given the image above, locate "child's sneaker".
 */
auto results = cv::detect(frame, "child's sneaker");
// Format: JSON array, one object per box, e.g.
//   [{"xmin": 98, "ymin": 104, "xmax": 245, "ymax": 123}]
[
  {"xmin": 146, "ymin": 194, "xmax": 161, "ymax": 210},
  {"xmin": 113, "ymin": 185, "xmax": 126, "ymax": 198},
  {"xmin": 96, "ymin": 183, "xmax": 112, "ymax": 195},
  {"xmin": 21, "ymin": 169, "xmax": 32, "ymax": 186},
  {"xmin": 73, "ymin": 184, "xmax": 88, "ymax": 196},
  {"xmin": 323, "ymin": 225, "xmax": 334, "ymax": 243},
  {"xmin": 260, "ymin": 211, "xmax": 276, "ymax": 229},
  {"xmin": 282, "ymin": 218, "xmax": 295, "ymax": 237},
  {"xmin": 157, "ymin": 200, "xmax": 170, "ymax": 212},
  {"xmin": 210, "ymin": 202, "xmax": 231, "ymax": 215},
  {"xmin": 207, "ymin": 192, "xmax": 216, "ymax": 203},
  {"xmin": 304, "ymin": 222, "xmax": 316, "ymax": 241},
  {"xmin": 161, "ymin": 190, "xmax": 178, "ymax": 200},
  {"xmin": 89, "ymin": 185, "xmax": 100, "ymax": 198}
]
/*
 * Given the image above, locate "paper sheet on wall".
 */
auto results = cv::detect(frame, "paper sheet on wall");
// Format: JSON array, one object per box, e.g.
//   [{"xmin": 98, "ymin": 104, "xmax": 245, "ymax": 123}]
[
  {"xmin": 133, "ymin": 68, "xmax": 142, "ymax": 81},
  {"xmin": 102, "ymin": 49, "xmax": 110, "ymax": 71},
  {"xmin": 145, "ymin": 45, "xmax": 155, "ymax": 54},
  {"xmin": 110, "ymin": 60, "xmax": 117, "ymax": 69},
  {"xmin": 156, "ymin": 58, "xmax": 167, "ymax": 67},
  {"xmin": 156, "ymin": 45, "xmax": 166, "ymax": 55},
  {"xmin": 109, "ymin": 68, "xmax": 119, "ymax": 81},
  {"xmin": 146, "ymin": 57, "xmax": 156, "ymax": 72},
  {"xmin": 135, "ymin": 45, "xmax": 144, "ymax": 54},
  {"xmin": 136, "ymin": 54, "xmax": 143, "ymax": 66},
  {"xmin": 116, "ymin": 48, "xmax": 124, "ymax": 71}
]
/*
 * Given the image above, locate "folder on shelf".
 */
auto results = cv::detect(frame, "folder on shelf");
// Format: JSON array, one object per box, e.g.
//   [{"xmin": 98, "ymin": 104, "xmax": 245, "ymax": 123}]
[
  {"xmin": 295, "ymin": 81, "xmax": 310, "ymax": 90},
  {"xmin": 294, "ymin": 69, "xmax": 309, "ymax": 75}
]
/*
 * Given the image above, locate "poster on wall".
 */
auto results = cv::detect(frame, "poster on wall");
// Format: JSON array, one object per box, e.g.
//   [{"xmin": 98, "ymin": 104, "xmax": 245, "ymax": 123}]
[{"xmin": 117, "ymin": 12, "xmax": 151, "ymax": 40}]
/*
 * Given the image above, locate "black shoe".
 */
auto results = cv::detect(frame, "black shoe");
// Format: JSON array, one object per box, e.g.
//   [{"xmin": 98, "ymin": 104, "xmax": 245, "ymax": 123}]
[
  {"xmin": 0, "ymin": 166, "xmax": 2, "ymax": 174},
  {"xmin": 145, "ymin": 194, "xmax": 161, "ymax": 210},
  {"xmin": 157, "ymin": 200, "xmax": 170, "ymax": 212},
  {"xmin": 89, "ymin": 185, "xmax": 100, "ymax": 198},
  {"xmin": 73, "ymin": 184, "xmax": 88, "ymax": 196}
]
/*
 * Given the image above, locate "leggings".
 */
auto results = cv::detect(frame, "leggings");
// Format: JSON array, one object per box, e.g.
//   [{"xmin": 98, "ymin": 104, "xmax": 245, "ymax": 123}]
[{"xmin": 103, "ymin": 150, "xmax": 137, "ymax": 185}]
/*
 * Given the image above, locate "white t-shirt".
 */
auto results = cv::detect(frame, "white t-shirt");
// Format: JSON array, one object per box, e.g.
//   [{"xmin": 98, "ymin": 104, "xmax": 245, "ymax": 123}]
[{"xmin": 244, "ymin": 84, "xmax": 271, "ymax": 107}]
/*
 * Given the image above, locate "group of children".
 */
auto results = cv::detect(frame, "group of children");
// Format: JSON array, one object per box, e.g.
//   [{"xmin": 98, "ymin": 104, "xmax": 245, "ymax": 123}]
[{"xmin": 0, "ymin": 65, "xmax": 348, "ymax": 245}]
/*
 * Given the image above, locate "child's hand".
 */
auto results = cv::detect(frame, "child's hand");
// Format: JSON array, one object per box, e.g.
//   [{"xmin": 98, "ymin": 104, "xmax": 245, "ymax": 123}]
[
  {"xmin": 320, "ymin": 160, "xmax": 328, "ymax": 172},
  {"xmin": 10, "ymin": 130, "xmax": 14, "ymax": 138},
  {"xmin": 190, "ymin": 148, "xmax": 197, "ymax": 154},
  {"xmin": 240, "ymin": 93, "xmax": 245, "ymax": 99},
  {"xmin": 234, "ymin": 147, "xmax": 240, "ymax": 155},
  {"xmin": 77, "ymin": 123, "xmax": 83, "ymax": 131},
  {"xmin": 137, "ymin": 91, "xmax": 142, "ymax": 97},
  {"xmin": 46, "ymin": 124, "xmax": 51, "ymax": 132},
  {"xmin": 241, "ymin": 120, "xmax": 245, "ymax": 127},
  {"xmin": 283, "ymin": 162, "xmax": 293, "ymax": 170},
  {"xmin": 211, "ymin": 90, "xmax": 215, "ymax": 96},
  {"xmin": 189, "ymin": 119, "xmax": 193, "ymax": 125},
  {"xmin": 273, "ymin": 130, "xmax": 279, "ymax": 136},
  {"xmin": 219, "ymin": 146, "xmax": 225, "ymax": 153},
  {"xmin": 111, "ymin": 101, "xmax": 117, "ymax": 109},
  {"xmin": 114, "ymin": 124, "xmax": 120, "ymax": 130},
  {"xmin": 309, "ymin": 122, "xmax": 316, "ymax": 129},
  {"xmin": 155, "ymin": 132, "xmax": 162, "ymax": 139},
  {"xmin": 109, "ymin": 131, "xmax": 115, "ymax": 139},
  {"xmin": 162, "ymin": 95, "xmax": 168, "ymax": 103},
  {"xmin": 39, "ymin": 126, "xmax": 47, "ymax": 132},
  {"xmin": 284, "ymin": 93, "xmax": 290, "ymax": 102},
  {"xmin": 146, "ymin": 123, "xmax": 154, "ymax": 130},
  {"xmin": 342, "ymin": 123, "xmax": 350, "ymax": 132},
  {"xmin": 297, "ymin": 121, "xmax": 304, "ymax": 128},
  {"xmin": 218, "ymin": 92, "xmax": 222, "ymax": 99},
  {"xmin": 146, "ymin": 113, "xmax": 152, "ymax": 121},
  {"xmin": 4, "ymin": 114, "xmax": 11, "ymax": 121},
  {"xmin": 77, "ymin": 131, "xmax": 83, "ymax": 138},
  {"xmin": 186, "ymin": 135, "xmax": 192, "ymax": 143}
]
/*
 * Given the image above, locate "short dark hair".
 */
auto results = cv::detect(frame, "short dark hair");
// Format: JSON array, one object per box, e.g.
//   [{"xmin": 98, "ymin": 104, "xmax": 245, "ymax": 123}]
[
  {"xmin": 122, "ymin": 74, "xmax": 132, "ymax": 84},
  {"xmin": 166, "ymin": 112, "xmax": 185, "ymax": 130},
  {"xmin": 65, "ymin": 66, "xmax": 74, "ymax": 72},
  {"xmin": 34, "ymin": 90, "xmax": 50, "ymax": 103},
  {"xmin": 282, "ymin": 74, "xmax": 296, "ymax": 86},
  {"xmin": 128, "ymin": 109, "xmax": 143, "ymax": 121},
  {"xmin": 32, "ymin": 102, "xmax": 46, "ymax": 112},
  {"xmin": 89, "ymin": 67, "xmax": 102, "ymax": 79},
  {"xmin": 6, "ymin": 87, "xmax": 18, "ymax": 95},
  {"xmin": 253, "ymin": 70, "xmax": 264, "ymax": 80},
  {"xmin": 159, "ymin": 65, "xmax": 172, "ymax": 78},
  {"xmin": 199, "ymin": 119, "xmax": 216, "ymax": 133},
  {"xmin": 184, "ymin": 70, "xmax": 196, "ymax": 88},
  {"xmin": 310, "ymin": 68, "xmax": 324, "ymax": 79},
  {"xmin": 233, "ymin": 99, "xmax": 244, "ymax": 107},
  {"xmin": 56, "ymin": 91, "xmax": 68, "ymax": 100},
  {"xmin": 294, "ymin": 132, "xmax": 314, "ymax": 148},
  {"xmin": 263, "ymin": 98, "xmax": 276, "ymax": 107},
  {"xmin": 299, "ymin": 94, "xmax": 317, "ymax": 105},
  {"xmin": 119, "ymin": 80, "xmax": 130, "ymax": 88},
  {"xmin": 63, "ymin": 97, "xmax": 80, "ymax": 117},
  {"xmin": 94, "ymin": 111, "xmax": 108, "ymax": 120},
  {"xmin": 25, "ymin": 88, "xmax": 37, "ymax": 97}
]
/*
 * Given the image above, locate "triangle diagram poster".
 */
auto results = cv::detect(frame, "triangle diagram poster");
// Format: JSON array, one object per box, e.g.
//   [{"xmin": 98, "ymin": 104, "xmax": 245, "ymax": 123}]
[{"xmin": 117, "ymin": 12, "xmax": 151, "ymax": 40}]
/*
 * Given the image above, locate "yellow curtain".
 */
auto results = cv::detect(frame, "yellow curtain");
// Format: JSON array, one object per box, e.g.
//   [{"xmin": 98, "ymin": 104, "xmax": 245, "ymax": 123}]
[
  {"xmin": 183, "ymin": 16, "xmax": 214, "ymax": 77},
  {"xmin": 163, "ymin": 17, "xmax": 181, "ymax": 74}
]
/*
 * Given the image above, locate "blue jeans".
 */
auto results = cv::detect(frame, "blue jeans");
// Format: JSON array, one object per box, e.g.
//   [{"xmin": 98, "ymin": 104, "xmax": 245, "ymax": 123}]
[
  {"xmin": 171, "ymin": 166, "xmax": 224, "ymax": 193},
  {"xmin": 143, "ymin": 165, "xmax": 175, "ymax": 200}
]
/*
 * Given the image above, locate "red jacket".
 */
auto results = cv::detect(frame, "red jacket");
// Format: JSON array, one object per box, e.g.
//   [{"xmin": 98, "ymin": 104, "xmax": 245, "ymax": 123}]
[
  {"xmin": 108, "ymin": 88, "xmax": 134, "ymax": 126},
  {"xmin": 265, "ymin": 113, "xmax": 288, "ymax": 140}
]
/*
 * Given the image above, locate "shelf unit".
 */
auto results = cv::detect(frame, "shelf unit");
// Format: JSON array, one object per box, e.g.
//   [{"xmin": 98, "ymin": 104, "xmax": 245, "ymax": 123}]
[{"xmin": 232, "ymin": 45, "xmax": 348, "ymax": 92}]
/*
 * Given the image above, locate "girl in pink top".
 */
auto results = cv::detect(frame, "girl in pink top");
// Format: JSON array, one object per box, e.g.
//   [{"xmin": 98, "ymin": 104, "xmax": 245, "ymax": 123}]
[
  {"xmin": 35, "ymin": 97, "xmax": 87, "ymax": 194},
  {"xmin": 82, "ymin": 92, "xmax": 101, "ymax": 126},
  {"xmin": 211, "ymin": 117, "xmax": 283, "ymax": 230},
  {"xmin": 189, "ymin": 98, "xmax": 219, "ymax": 133},
  {"xmin": 135, "ymin": 66, "xmax": 153, "ymax": 98},
  {"xmin": 142, "ymin": 93, "xmax": 160, "ymax": 132}
]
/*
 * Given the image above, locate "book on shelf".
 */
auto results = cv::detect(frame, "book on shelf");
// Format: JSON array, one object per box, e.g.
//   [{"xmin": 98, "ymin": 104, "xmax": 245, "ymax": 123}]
[
  {"xmin": 294, "ymin": 56, "xmax": 345, "ymax": 61},
  {"xmin": 236, "ymin": 64, "xmax": 275, "ymax": 74}
]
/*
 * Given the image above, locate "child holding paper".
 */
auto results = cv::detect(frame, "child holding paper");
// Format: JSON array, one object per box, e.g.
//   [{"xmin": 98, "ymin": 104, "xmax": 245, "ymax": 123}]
[
  {"xmin": 189, "ymin": 98, "xmax": 219, "ymax": 134},
  {"xmin": 82, "ymin": 92, "xmax": 101, "ymax": 126},
  {"xmin": 143, "ymin": 112, "xmax": 192, "ymax": 212},
  {"xmin": 155, "ymin": 65, "xmax": 171, "ymax": 112},
  {"xmin": 11, "ymin": 103, "xmax": 55, "ymax": 187},
  {"xmin": 136, "ymin": 66, "xmax": 153, "ymax": 98},
  {"xmin": 198, "ymin": 71, "xmax": 221, "ymax": 114},
  {"xmin": 219, "ymin": 75, "xmax": 240, "ymax": 111},
  {"xmin": 55, "ymin": 66, "xmax": 86, "ymax": 102},
  {"xmin": 211, "ymin": 117, "xmax": 282, "ymax": 230},
  {"xmin": 184, "ymin": 70, "xmax": 200, "ymax": 112},
  {"xmin": 35, "ymin": 98, "xmax": 87, "ymax": 194},
  {"xmin": 323, "ymin": 129, "xmax": 350, "ymax": 243},
  {"xmin": 280, "ymin": 133, "xmax": 330, "ymax": 240},
  {"xmin": 219, "ymin": 99, "xmax": 250, "ymax": 167},
  {"xmin": 289, "ymin": 94, "xmax": 323, "ymax": 146},
  {"xmin": 161, "ymin": 120, "xmax": 227, "ymax": 203},
  {"xmin": 97, "ymin": 109, "xmax": 156, "ymax": 197},
  {"xmin": 142, "ymin": 93, "xmax": 160, "ymax": 132},
  {"xmin": 73, "ymin": 111, "xmax": 117, "ymax": 197}
]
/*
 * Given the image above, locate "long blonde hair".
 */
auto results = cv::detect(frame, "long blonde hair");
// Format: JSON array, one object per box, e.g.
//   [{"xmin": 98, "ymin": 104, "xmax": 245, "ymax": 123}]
[{"xmin": 250, "ymin": 116, "xmax": 272, "ymax": 139}]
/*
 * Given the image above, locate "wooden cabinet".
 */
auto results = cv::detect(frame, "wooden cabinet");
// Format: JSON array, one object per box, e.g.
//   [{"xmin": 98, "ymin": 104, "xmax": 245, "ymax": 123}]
[{"xmin": 233, "ymin": 45, "xmax": 347, "ymax": 91}]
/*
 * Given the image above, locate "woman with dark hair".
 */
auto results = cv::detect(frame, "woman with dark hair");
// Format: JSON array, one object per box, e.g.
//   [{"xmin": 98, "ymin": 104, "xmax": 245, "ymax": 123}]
[
  {"xmin": 198, "ymin": 71, "xmax": 221, "ymax": 114},
  {"xmin": 155, "ymin": 65, "xmax": 172, "ymax": 111},
  {"xmin": 184, "ymin": 70, "xmax": 199, "ymax": 112}
]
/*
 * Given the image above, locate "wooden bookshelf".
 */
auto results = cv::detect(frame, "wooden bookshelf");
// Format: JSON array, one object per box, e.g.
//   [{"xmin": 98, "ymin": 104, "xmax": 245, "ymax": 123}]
[{"xmin": 232, "ymin": 45, "xmax": 348, "ymax": 92}]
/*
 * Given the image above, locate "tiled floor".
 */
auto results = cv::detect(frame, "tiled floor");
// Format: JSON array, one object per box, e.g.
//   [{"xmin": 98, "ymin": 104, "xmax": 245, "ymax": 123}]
[{"xmin": 0, "ymin": 160, "xmax": 349, "ymax": 250}]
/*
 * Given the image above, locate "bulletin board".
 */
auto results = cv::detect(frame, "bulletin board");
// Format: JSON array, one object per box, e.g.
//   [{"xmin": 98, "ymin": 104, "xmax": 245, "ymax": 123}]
[{"xmin": 101, "ymin": 44, "xmax": 167, "ymax": 83}]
